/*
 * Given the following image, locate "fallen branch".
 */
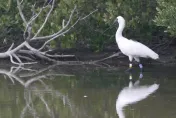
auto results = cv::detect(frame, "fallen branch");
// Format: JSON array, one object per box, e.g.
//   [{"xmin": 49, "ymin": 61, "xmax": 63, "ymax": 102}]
[
  {"xmin": 0, "ymin": 1, "xmax": 98, "ymax": 65},
  {"xmin": 93, "ymin": 52, "xmax": 122, "ymax": 62}
]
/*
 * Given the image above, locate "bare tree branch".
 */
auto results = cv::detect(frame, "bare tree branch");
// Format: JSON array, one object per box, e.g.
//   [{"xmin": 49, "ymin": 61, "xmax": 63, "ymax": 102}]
[
  {"xmin": 7, "ymin": 43, "xmax": 14, "ymax": 51},
  {"xmin": 39, "ymin": 17, "xmax": 80, "ymax": 50},
  {"xmin": 17, "ymin": 54, "xmax": 35, "ymax": 61},
  {"xmin": 23, "ymin": 2, "xmax": 49, "ymax": 40},
  {"xmin": 31, "ymin": 5, "xmax": 77, "ymax": 41},
  {"xmin": 38, "ymin": 8, "xmax": 98, "ymax": 51},
  {"xmin": 80, "ymin": 9, "xmax": 98, "ymax": 20},
  {"xmin": 32, "ymin": 0, "xmax": 55, "ymax": 39},
  {"xmin": 17, "ymin": 0, "xmax": 27, "ymax": 26},
  {"xmin": 12, "ymin": 54, "xmax": 23, "ymax": 63},
  {"xmin": 0, "ymin": 1, "xmax": 98, "ymax": 65},
  {"xmin": 9, "ymin": 54, "xmax": 20, "ymax": 65},
  {"xmin": 93, "ymin": 52, "xmax": 122, "ymax": 62}
]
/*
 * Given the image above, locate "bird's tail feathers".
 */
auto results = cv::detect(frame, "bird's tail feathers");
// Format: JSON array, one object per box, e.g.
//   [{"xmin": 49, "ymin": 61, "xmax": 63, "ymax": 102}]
[
  {"xmin": 149, "ymin": 51, "xmax": 159, "ymax": 60},
  {"xmin": 148, "ymin": 84, "xmax": 159, "ymax": 93}
]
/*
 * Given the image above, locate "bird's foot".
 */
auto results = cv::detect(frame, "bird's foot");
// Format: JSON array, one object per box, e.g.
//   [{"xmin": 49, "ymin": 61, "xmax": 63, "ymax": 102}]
[
  {"xmin": 139, "ymin": 64, "xmax": 143, "ymax": 69},
  {"xmin": 139, "ymin": 63, "xmax": 143, "ymax": 72},
  {"xmin": 125, "ymin": 63, "xmax": 133, "ymax": 72},
  {"xmin": 139, "ymin": 72, "xmax": 143, "ymax": 79},
  {"xmin": 129, "ymin": 63, "xmax": 133, "ymax": 68},
  {"xmin": 129, "ymin": 73, "xmax": 132, "ymax": 80},
  {"xmin": 125, "ymin": 67, "xmax": 132, "ymax": 73}
]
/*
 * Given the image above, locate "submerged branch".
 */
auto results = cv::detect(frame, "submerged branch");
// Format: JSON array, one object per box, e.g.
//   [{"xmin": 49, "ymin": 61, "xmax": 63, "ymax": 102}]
[{"xmin": 93, "ymin": 52, "xmax": 122, "ymax": 62}]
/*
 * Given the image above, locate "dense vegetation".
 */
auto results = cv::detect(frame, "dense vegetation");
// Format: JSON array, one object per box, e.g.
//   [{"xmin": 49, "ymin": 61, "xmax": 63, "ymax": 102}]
[
  {"xmin": 0, "ymin": 0, "xmax": 175, "ymax": 52},
  {"xmin": 154, "ymin": 0, "xmax": 176, "ymax": 36}
]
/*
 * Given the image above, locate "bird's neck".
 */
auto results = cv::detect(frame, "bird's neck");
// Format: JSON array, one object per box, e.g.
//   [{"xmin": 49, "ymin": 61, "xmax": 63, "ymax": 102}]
[
  {"xmin": 116, "ymin": 21, "xmax": 125, "ymax": 38},
  {"xmin": 116, "ymin": 105, "xmax": 125, "ymax": 118}
]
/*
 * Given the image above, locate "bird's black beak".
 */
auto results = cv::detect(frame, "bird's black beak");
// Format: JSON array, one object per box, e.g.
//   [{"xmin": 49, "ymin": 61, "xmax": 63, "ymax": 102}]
[
  {"xmin": 113, "ymin": 19, "xmax": 118, "ymax": 24},
  {"xmin": 112, "ymin": 19, "xmax": 118, "ymax": 28}
]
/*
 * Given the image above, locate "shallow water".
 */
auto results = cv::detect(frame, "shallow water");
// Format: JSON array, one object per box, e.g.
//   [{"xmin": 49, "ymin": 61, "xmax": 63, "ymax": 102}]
[{"xmin": 0, "ymin": 64, "xmax": 176, "ymax": 118}]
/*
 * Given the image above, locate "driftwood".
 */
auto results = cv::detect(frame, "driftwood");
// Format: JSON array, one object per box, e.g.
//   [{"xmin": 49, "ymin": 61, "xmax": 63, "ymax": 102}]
[{"xmin": 0, "ymin": 0, "xmax": 97, "ymax": 65}]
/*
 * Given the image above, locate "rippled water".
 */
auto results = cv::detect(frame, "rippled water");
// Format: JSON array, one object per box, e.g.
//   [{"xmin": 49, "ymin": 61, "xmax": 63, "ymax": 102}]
[{"xmin": 0, "ymin": 64, "xmax": 176, "ymax": 118}]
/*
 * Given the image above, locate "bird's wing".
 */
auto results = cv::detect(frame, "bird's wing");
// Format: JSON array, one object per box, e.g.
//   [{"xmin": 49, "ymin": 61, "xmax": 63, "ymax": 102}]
[
  {"xmin": 127, "ymin": 39, "xmax": 158, "ymax": 58},
  {"xmin": 117, "ymin": 84, "xmax": 159, "ymax": 105},
  {"xmin": 129, "ymin": 39, "xmax": 138, "ymax": 42}
]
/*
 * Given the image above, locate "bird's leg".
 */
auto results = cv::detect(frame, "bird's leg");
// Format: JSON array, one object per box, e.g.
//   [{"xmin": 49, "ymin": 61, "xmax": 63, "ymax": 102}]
[
  {"xmin": 125, "ymin": 62, "xmax": 133, "ymax": 72},
  {"xmin": 129, "ymin": 63, "xmax": 133, "ymax": 69},
  {"xmin": 139, "ymin": 63, "xmax": 143, "ymax": 69},
  {"xmin": 139, "ymin": 63, "xmax": 143, "ymax": 72},
  {"xmin": 138, "ymin": 62, "xmax": 143, "ymax": 79},
  {"xmin": 125, "ymin": 56, "xmax": 133, "ymax": 72},
  {"xmin": 139, "ymin": 71, "xmax": 143, "ymax": 79},
  {"xmin": 134, "ymin": 57, "xmax": 143, "ymax": 71},
  {"xmin": 129, "ymin": 72, "xmax": 132, "ymax": 80}
]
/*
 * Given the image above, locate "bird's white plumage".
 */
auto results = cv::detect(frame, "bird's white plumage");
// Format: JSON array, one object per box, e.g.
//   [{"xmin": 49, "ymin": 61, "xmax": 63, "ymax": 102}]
[
  {"xmin": 115, "ymin": 16, "xmax": 159, "ymax": 62},
  {"xmin": 116, "ymin": 81, "xmax": 159, "ymax": 118}
]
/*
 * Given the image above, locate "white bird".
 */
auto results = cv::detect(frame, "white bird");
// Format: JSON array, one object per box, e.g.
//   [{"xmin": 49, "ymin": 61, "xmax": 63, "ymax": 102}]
[
  {"xmin": 116, "ymin": 80, "xmax": 159, "ymax": 118},
  {"xmin": 115, "ymin": 16, "xmax": 159, "ymax": 70}
]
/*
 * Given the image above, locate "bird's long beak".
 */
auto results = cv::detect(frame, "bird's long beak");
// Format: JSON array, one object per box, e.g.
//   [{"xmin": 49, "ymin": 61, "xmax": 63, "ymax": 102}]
[
  {"xmin": 103, "ymin": 19, "xmax": 117, "ymax": 33},
  {"xmin": 113, "ymin": 19, "xmax": 118, "ymax": 24}
]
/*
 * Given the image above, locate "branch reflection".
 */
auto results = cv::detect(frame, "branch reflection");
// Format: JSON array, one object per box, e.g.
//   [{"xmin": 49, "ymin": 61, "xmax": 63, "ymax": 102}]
[{"xmin": 0, "ymin": 65, "xmax": 82, "ymax": 118}]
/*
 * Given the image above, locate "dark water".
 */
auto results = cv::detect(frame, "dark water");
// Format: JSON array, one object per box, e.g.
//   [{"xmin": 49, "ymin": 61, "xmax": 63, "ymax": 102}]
[{"xmin": 0, "ymin": 64, "xmax": 176, "ymax": 118}]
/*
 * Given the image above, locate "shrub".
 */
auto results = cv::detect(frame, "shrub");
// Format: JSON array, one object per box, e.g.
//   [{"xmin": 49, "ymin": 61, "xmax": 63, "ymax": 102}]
[{"xmin": 154, "ymin": 0, "xmax": 176, "ymax": 36}]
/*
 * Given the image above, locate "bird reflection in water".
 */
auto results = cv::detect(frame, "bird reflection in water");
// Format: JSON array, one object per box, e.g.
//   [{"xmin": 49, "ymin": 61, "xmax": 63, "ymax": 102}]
[{"xmin": 116, "ymin": 72, "xmax": 159, "ymax": 118}]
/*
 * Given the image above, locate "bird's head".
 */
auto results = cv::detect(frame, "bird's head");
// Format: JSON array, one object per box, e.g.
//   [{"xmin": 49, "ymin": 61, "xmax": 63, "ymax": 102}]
[
  {"xmin": 115, "ymin": 16, "xmax": 125, "ymax": 24},
  {"xmin": 112, "ymin": 16, "xmax": 125, "ymax": 29}
]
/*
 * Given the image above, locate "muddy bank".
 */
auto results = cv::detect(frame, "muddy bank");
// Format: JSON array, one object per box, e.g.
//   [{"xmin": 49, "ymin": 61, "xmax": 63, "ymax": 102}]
[
  {"xmin": 0, "ymin": 43, "xmax": 175, "ymax": 67},
  {"xmin": 49, "ymin": 44, "xmax": 176, "ymax": 66}
]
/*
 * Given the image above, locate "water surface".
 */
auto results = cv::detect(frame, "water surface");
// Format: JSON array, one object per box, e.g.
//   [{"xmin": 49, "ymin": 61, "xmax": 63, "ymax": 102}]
[{"xmin": 0, "ymin": 64, "xmax": 176, "ymax": 118}]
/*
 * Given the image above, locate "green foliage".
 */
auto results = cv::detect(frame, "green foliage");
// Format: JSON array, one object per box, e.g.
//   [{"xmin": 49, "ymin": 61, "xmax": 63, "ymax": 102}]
[
  {"xmin": 0, "ymin": 0, "xmax": 23, "ymax": 44},
  {"xmin": 105, "ymin": 0, "xmax": 158, "ymax": 39},
  {"xmin": 0, "ymin": 0, "xmax": 12, "ymax": 11},
  {"xmin": 62, "ymin": 0, "xmax": 159, "ymax": 51},
  {"xmin": 0, "ymin": 0, "xmax": 169, "ymax": 51},
  {"xmin": 26, "ymin": 0, "xmax": 83, "ymax": 48},
  {"xmin": 154, "ymin": 0, "xmax": 176, "ymax": 36}
]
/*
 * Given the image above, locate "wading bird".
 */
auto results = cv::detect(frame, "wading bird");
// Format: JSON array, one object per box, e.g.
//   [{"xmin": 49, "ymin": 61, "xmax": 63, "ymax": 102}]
[{"xmin": 115, "ymin": 16, "xmax": 159, "ymax": 70}]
